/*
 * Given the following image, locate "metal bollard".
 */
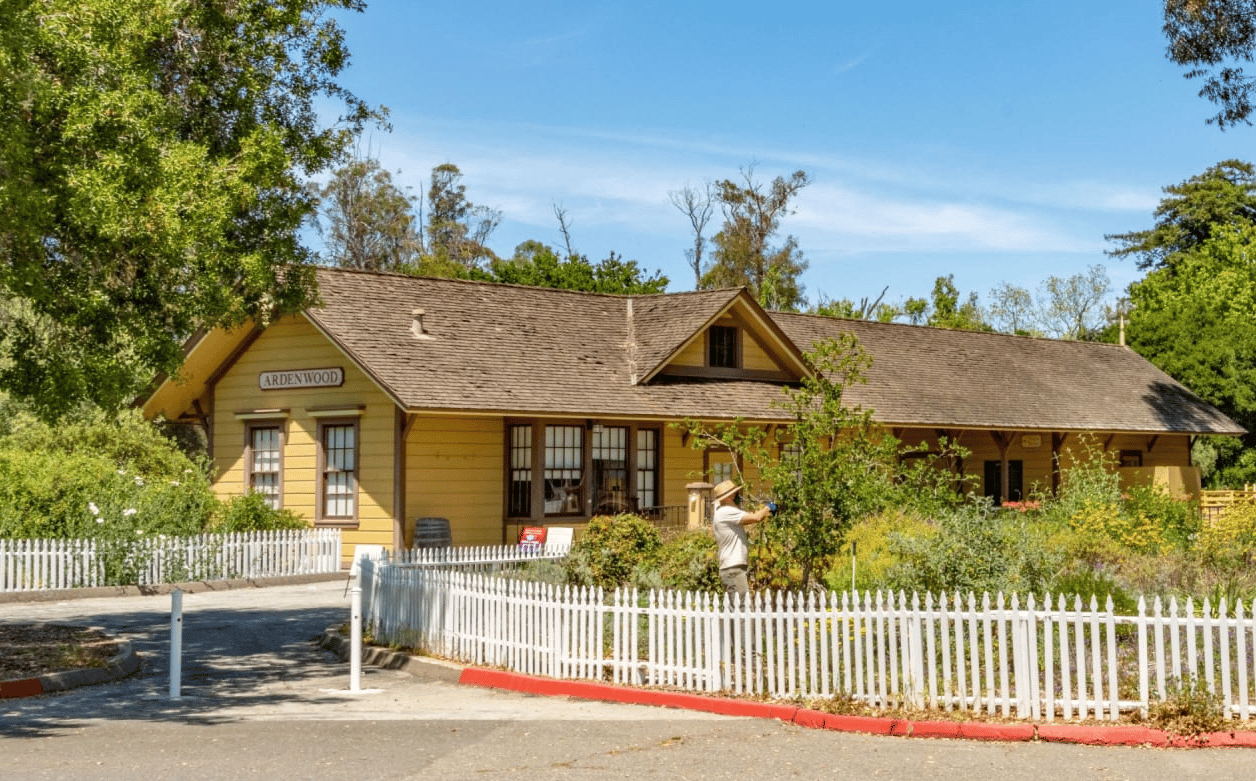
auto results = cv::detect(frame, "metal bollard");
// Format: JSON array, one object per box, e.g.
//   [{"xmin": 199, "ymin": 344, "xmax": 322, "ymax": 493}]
[
  {"xmin": 350, "ymin": 583, "xmax": 362, "ymax": 692},
  {"xmin": 169, "ymin": 588, "xmax": 183, "ymax": 700}
]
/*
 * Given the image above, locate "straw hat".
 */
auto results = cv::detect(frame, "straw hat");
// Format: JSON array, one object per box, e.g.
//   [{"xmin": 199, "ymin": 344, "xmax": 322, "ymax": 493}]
[{"xmin": 713, "ymin": 479, "xmax": 741, "ymax": 502}]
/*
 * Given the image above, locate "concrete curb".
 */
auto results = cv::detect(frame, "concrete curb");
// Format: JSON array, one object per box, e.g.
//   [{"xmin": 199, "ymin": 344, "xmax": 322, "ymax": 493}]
[
  {"xmin": 317, "ymin": 628, "xmax": 464, "ymax": 684},
  {"xmin": 455, "ymin": 666, "xmax": 1256, "ymax": 749},
  {"xmin": 0, "ymin": 631, "xmax": 139, "ymax": 699},
  {"xmin": 0, "ymin": 572, "xmax": 347, "ymax": 605}
]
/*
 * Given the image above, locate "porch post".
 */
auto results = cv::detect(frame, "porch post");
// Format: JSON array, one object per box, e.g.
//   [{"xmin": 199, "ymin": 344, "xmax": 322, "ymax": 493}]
[
  {"xmin": 1051, "ymin": 433, "xmax": 1069, "ymax": 495},
  {"xmin": 687, "ymin": 482, "xmax": 713, "ymax": 530}
]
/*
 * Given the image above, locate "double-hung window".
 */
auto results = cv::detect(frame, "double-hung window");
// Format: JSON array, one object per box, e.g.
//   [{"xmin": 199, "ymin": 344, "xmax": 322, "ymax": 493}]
[
  {"xmin": 246, "ymin": 424, "xmax": 283, "ymax": 509},
  {"xmin": 319, "ymin": 420, "xmax": 359, "ymax": 523}
]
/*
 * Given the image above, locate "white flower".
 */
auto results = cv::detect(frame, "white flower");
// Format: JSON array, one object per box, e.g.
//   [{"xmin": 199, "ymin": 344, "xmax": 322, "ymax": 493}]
[
  {"xmin": 122, "ymin": 508, "xmax": 137, "ymax": 517},
  {"xmin": 133, "ymin": 476, "xmax": 144, "ymax": 486},
  {"xmin": 88, "ymin": 502, "xmax": 100, "ymax": 516},
  {"xmin": 95, "ymin": 517, "xmax": 104, "ymax": 524},
  {"xmin": 169, "ymin": 480, "xmax": 180, "ymax": 487}
]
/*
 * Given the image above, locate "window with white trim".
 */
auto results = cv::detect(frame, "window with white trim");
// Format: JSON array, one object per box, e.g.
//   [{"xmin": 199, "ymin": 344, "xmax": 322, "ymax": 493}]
[
  {"xmin": 319, "ymin": 421, "xmax": 358, "ymax": 522},
  {"xmin": 246, "ymin": 424, "xmax": 283, "ymax": 509}
]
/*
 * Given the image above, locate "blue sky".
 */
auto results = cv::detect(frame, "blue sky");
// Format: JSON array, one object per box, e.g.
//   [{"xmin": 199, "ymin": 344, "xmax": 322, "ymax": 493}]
[{"xmin": 318, "ymin": 1, "xmax": 1252, "ymax": 312}]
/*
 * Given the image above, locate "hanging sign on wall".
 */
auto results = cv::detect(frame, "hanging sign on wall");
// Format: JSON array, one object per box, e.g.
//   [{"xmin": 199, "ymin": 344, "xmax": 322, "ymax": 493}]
[{"xmin": 259, "ymin": 367, "xmax": 345, "ymax": 390}]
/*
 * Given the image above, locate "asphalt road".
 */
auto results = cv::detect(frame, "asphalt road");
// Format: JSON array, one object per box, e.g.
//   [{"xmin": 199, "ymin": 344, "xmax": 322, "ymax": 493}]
[{"xmin": 3, "ymin": 580, "xmax": 1256, "ymax": 780}]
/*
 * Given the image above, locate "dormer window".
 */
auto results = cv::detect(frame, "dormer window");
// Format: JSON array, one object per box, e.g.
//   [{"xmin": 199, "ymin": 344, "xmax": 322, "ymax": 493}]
[{"xmin": 708, "ymin": 325, "xmax": 739, "ymax": 368}]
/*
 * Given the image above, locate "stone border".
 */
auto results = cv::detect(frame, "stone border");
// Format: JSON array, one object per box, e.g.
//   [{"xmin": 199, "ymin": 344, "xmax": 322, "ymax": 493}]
[{"xmin": 0, "ymin": 629, "xmax": 139, "ymax": 699}]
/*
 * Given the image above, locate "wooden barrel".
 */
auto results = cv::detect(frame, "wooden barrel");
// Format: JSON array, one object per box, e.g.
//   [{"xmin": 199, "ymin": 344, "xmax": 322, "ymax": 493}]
[{"xmin": 412, "ymin": 517, "xmax": 452, "ymax": 549}]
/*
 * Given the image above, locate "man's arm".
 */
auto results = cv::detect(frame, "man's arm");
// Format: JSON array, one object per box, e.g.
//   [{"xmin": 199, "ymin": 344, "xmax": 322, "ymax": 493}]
[{"xmin": 741, "ymin": 505, "xmax": 771, "ymax": 525}]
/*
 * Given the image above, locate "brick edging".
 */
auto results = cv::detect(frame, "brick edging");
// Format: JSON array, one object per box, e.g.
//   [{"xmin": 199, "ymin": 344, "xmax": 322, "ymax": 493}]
[
  {"xmin": 0, "ymin": 637, "xmax": 139, "ymax": 699},
  {"xmin": 456, "ymin": 667, "xmax": 1256, "ymax": 749}
]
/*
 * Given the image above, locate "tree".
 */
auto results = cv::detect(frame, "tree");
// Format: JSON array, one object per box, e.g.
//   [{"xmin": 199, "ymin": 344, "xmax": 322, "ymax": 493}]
[
  {"xmin": 811, "ymin": 287, "xmax": 895, "ymax": 322},
  {"xmin": 925, "ymin": 275, "xmax": 988, "ymax": 331},
  {"xmin": 1037, "ymin": 265, "xmax": 1112, "ymax": 340},
  {"xmin": 668, "ymin": 182, "xmax": 715, "ymax": 289},
  {"xmin": 987, "ymin": 282, "xmax": 1038, "ymax": 335},
  {"xmin": 424, "ymin": 163, "xmax": 500, "ymax": 270},
  {"xmin": 1105, "ymin": 160, "xmax": 1256, "ymax": 271},
  {"xmin": 0, "ymin": 0, "xmax": 377, "ymax": 420},
  {"xmin": 1126, "ymin": 224, "xmax": 1256, "ymax": 484},
  {"xmin": 486, "ymin": 241, "xmax": 669, "ymax": 295},
  {"xmin": 1165, "ymin": 0, "xmax": 1256, "ymax": 128},
  {"xmin": 312, "ymin": 156, "xmax": 421, "ymax": 272},
  {"xmin": 702, "ymin": 165, "xmax": 812, "ymax": 310}
]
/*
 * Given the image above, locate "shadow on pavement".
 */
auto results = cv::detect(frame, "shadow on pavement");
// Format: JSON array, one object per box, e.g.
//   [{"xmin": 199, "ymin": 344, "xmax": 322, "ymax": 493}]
[{"xmin": 2, "ymin": 600, "xmax": 358, "ymax": 737}]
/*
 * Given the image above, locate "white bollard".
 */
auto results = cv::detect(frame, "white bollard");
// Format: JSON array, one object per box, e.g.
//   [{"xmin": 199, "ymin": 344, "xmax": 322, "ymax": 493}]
[
  {"xmin": 350, "ymin": 583, "xmax": 362, "ymax": 692},
  {"xmin": 169, "ymin": 588, "xmax": 183, "ymax": 700}
]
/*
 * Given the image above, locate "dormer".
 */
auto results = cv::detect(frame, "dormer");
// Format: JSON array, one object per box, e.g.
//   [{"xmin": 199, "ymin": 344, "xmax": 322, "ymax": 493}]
[{"xmin": 635, "ymin": 289, "xmax": 811, "ymax": 385}]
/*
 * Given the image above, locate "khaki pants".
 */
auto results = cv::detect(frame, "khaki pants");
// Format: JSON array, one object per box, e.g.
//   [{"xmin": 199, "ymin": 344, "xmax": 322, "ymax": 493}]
[{"xmin": 719, "ymin": 565, "xmax": 749, "ymax": 596}]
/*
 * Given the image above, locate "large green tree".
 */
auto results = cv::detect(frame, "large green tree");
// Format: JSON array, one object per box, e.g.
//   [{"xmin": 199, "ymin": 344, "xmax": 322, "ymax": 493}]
[
  {"xmin": 0, "ymin": 0, "xmax": 377, "ymax": 420},
  {"xmin": 1105, "ymin": 160, "xmax": 1256, "ymax": 272},
  {"xmin": 1126, "ymin": 224, "xmax": 1256, "ymax": 483},
  {"xmin": 702, "ymin": 166, "xmax": 811, "ymax": 310},
  {"xmin": 312, "ymin": 155, "xmax": 421, "ymax": 272},
  {"xmin": 1165, "ymin": 0, "xmax": 1256, "ymax": 128}
]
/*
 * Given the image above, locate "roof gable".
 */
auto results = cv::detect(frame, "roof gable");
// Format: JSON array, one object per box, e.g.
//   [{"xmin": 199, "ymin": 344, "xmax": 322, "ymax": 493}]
[{"xmin": 635, "ymin": 289, "xmax": 812, "ymax": 384}]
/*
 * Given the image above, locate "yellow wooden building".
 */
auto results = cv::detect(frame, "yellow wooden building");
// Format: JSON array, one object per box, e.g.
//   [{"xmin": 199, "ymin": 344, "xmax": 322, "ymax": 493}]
[{"xmin": 140, "ymin": 267, "xmax": 1244, "ymax": 562}]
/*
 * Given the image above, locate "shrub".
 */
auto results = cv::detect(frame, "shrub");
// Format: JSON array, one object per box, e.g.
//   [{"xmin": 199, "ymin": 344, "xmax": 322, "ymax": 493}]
[
  {"xmin": 211, "ymin": 493, "xmax": 307, "ymax": 533},
  {"xmin": 1198, "ymin": 500, "xmax": 1256, "ymax": 568},
  {"xmin": 1122, "ymin": 484, "xmax": 1200, "ymax": 549},
  {"xmin": 824, "ymin": 509, "xmax": 936, "ymax": 594},
  {"xmin": 1149, "ymin": 678, "xmax": 1226, "ymax": 738},
  {"xmin": 1048, "ymin": 570, "xmax": 1138, "ymax": 615},
  {"xmin": 653, "ymin": 531, "xmax": 721, "ymax": 592},
  {"xmin": 564, "ymin": 514, "xmax": 661, "ymax": 590},
  {"xmin": 885, "ymin": 502, "xmax": 1062, "ymax": 596}
]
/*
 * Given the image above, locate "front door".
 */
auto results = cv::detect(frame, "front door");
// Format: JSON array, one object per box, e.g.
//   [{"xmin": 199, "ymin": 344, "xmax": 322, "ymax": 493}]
[{"xmin": 984, "ymin": 459, "xmax": 1023, "ymax": 505}]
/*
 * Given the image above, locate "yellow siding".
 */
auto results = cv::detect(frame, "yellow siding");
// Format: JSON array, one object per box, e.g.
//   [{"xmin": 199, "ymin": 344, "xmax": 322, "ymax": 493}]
[
  {"xmin": 211, "ymin": 314, "xmax": 398, "ymax": 561},
  {"xmin": 404, "ymin": 415, "xmax": 504, "ymax": 546},
  {"xmin": 672, "ymin": 337, "xmax": 706, "ymax": 368},
  {"xmin": 741, "ymin": 332, "xmax": 777, "ymax": 372},
  {"xmin": 669, "ymin": 316, "xmax": 783, "ymax": 374}
]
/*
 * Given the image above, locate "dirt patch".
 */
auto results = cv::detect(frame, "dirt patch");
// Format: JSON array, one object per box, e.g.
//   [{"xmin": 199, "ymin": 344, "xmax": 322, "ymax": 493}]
[{"xmin": 0, "ymin": 624, "xmax": 119, "ymax": 680}]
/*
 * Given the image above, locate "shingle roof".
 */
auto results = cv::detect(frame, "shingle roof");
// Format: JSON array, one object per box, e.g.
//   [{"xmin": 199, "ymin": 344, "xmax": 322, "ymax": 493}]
[
  {"xmin": 305, "ymin": 268, "xmax": 1243, "ymax": 435},
  {"xmin": 629, "ymin": 288, "xmax": 741, "ymax": 381}
]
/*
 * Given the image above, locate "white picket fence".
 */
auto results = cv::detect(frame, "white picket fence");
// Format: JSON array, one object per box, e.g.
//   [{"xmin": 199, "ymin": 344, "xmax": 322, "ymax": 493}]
[
  {"xmin": 0, "ymin": 528, "xmax": 342, "ymax": 591},
  {"xmin": 361, "ymin": 556, "xmax": 1256, "ymax": 721}
]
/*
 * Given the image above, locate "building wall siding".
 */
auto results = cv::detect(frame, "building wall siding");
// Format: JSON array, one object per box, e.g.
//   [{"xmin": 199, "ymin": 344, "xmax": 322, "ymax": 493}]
[
  {"xmin": 211, "ymin": 314, "xmax": 398, "ymax": 558},
  {"xmin": 404, "ymin": 415, "xmax": 504, "ymax": 546}
]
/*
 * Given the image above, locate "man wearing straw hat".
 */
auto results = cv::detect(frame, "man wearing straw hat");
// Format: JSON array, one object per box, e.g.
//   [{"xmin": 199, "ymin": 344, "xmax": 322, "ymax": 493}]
[{"xmin": 711, "ymin": 479, "xmax": 774, "ymax": 596}]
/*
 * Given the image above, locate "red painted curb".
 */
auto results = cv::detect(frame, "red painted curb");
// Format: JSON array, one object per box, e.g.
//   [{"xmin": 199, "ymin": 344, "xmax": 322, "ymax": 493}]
[
  {"xmin": 456, "ymin": 667, "xmax": 1256, "ymax": 749},
  {"xmin": 458, "ymin": 668, "xmax": 800, "ymax": 721},
  {"xmin": 1038, "ymin": 724, "xmax": 1159, "ymax": 746},
  {"xmin": 910, "ymin": 720, "xmax": 962, "ymax": 740},
  {"xmin": 0, "ymin": 678, "xmax": 44, "ymax": 699},
  {"xmin": 956, "ymin": 722, "xmax": 1036, "ymax": 742}
]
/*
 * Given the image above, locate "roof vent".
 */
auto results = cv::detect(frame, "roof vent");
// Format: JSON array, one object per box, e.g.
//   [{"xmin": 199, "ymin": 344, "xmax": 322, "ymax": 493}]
[{"xmin": 411, "ymin": 308, "xmax": 434, "ymax": 340}]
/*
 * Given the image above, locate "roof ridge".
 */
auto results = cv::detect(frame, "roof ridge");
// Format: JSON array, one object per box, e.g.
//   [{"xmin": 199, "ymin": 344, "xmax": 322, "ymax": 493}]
[
  {"xmin": 313, "ymin": 265, "xmax": 650, "ymax": 301},
  {"xmin": 772, "ymin": 309, "xmax": 1129, "ymax": 349}
]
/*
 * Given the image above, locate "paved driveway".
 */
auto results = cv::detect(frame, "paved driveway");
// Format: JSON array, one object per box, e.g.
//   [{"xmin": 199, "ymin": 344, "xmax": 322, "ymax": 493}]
[{"xmin": 3, "ymin": 580, "xmax": 1256, "ymax": 780}]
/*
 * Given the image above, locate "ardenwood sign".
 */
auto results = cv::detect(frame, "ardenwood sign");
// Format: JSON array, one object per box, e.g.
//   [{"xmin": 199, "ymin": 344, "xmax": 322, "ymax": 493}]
[{"xmin": 259, "ymin": 367, "xmax": 344, "ymax": 390}]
